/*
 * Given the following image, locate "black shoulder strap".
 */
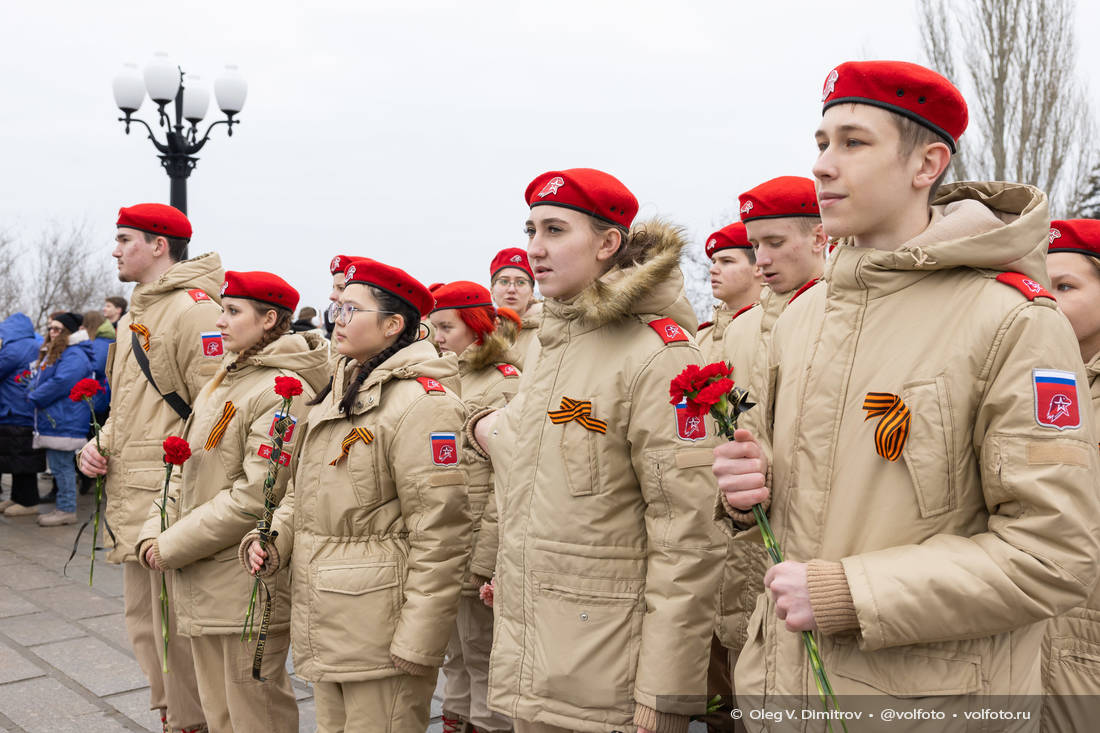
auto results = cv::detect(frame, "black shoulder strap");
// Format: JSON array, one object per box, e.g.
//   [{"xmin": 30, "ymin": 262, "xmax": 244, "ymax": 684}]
[{"xmin": 131, "ymin": 331, "xmax": 192, "ymax": 421}]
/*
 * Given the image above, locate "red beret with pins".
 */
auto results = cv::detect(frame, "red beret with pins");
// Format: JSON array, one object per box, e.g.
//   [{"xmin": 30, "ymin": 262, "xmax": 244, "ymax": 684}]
[
  {"xmin": 1049, "ymin": 220, "xmax": 1100, "ymax": 259},
  {"xmin": 525, "ymin": 168, "xmax": 639, "ymax": 229},
  {"xmin": 329, "ymin": 254, "xmax": 355, "ymax": 275},
  {"xmin": 738, "ymin": 176, "xmax": 819, "ymax": 222},
  {"xmin": 220, "ymin": 271, "xmax": 299, "ymax": 312},
  {"xmin": 705, "ymin": 222, "xmax": 751, "ymax": 258},
  {"xmin": 343, "ymin": 258, "xmax": 434, "ymax": 318},
  {"xmin": 116, "ymin": 203, "xmax": 192, "ymax": 239},
  {"xmin": 490, "ymin": 248, "xmax": 534, "ymax": 282},
  {"xmin": 821, "ymin": 60, "xmax": 968, "ymax": 153}
]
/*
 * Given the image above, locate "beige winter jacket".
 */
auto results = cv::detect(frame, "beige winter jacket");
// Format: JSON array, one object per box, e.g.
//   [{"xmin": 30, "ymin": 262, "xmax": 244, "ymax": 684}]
[
  {"xmin": 697, "ymin": 303, "xmax": 752, "ymax": 364},
  {"xmin": 1042, "ymin": 349, "xmax": 1100, "ymax": 727},
  {"xmin": 483, "ymin": 222, "xmax": 726, "ymax": 733},
  {"xmin": 457, "ymin": 334, "xmax": 520, "ymax": 589},
  {"xmin": 135, "ymin": 333, "xmax": 330, "ymax": 637},
  {"xmin": 510, "ymin": 301, "xmax": 542, "ymax": 370},
  {"xmin": 96, "ymin": 254, "xmax": 225, "ymax": 563},
  {"xmin": 240, "ymin": 340, "xmax": 472, "ymax": 683},
  {"xmin": 725, "ymin": 182, "xmax": 1100, "ymax": 724},
  {"xmin": 715, "ymin": 284, "xmax": 818, "ymax": 655}
]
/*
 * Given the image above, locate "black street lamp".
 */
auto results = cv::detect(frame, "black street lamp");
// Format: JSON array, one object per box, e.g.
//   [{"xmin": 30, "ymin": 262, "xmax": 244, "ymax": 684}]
[{"xmin": 112, "ymin": 53, "xmax": 248, "ymax": 214}]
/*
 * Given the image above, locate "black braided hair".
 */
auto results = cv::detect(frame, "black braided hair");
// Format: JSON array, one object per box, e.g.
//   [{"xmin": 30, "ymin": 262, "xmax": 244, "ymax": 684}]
[{"xmin": 310, "ymin": 285, "xmax": 421, "ymax": 415}]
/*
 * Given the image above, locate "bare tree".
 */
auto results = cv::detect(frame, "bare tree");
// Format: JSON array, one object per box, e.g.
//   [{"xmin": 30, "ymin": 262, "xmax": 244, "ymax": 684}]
[
  {"xmin": 680, "ymin": 242, "xmax": 714, "ymax": 324},
  {"xmin": 917, "ymin": 0, "xmax": 1097, "ymax": 216},
  {"xmin": 24, "ymin": 224, "xmax": 117, "ymax": 330},
  {"xmin": 0, "ymin": 231, "xmax": 21, "ymax": 320}
]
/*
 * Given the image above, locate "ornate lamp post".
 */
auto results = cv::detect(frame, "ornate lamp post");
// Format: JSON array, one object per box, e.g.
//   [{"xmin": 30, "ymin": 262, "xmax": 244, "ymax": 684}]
[{"xmin": 112, "ymin": 53, "xmax": 247, "ymax": 214}]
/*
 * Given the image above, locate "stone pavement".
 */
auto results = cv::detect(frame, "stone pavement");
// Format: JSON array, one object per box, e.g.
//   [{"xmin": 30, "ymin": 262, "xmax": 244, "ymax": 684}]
[{"xmin": 0, "ymin": 476, "xmax": 447, "ymax": 732}]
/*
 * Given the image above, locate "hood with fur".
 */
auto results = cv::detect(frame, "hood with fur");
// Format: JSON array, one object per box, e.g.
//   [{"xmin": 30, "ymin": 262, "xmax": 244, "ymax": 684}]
[
  {"xmin": 238, "ymin": 331, "xmax": 332, "ymax": 393},
  {"xmin": 837, "ymin": 181, "xmax": 1051, "ymax": 287},
  {"xmin": 459, "ymin": 328, "xmax": 513, "ymax": 374},
  {"xmin": 544, "ymin": 219, "xmax": 698, "ymax": 334},
  {"xmin": 130, "ymin": 252, "xmax": 224, "ymax": 312}
]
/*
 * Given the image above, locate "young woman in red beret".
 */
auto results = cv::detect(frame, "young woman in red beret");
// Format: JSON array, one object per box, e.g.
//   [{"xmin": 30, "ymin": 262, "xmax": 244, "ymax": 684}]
[
  {"xmin": 244, "ymin": 259, "xmax": 471, "ymax": 733},
  {"xmin": 429, "ymin": 281, "xmax": 520, "ymax": 733},
  {"xmin": 135, "ymin": 271, "xmax": 330, "ymax": 733},
  {"xmin": 1043, "ymin": 219, "xmax": 1100, "ymax": 729},
  {"xmin": 470, "ymin": 168, "xmax": 725, "ymax": 733},
  {"xmin": 489, "ymin": 248, "xmax": 540, "ymax": 368}
]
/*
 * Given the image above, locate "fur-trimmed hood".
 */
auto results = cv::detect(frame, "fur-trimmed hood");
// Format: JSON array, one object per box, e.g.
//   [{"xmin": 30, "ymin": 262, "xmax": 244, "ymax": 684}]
[
  {"xmin": 459, "ymin": 328, "xmax": 513, "ymax": 374},
  {"xmin": 543, "ymin": 219, "xmax": 698, "ymax": 334}
]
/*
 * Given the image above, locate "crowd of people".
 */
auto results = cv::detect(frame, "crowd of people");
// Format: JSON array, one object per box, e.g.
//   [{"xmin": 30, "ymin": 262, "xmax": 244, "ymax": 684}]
[{"xmin": 0, "ymin": 58, "xmax": 1098, "ymax": 733}]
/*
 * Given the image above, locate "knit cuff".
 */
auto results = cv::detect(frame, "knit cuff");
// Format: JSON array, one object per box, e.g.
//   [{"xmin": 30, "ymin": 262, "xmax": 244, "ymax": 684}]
[
  {"xmin": 633, "ymin": 703, "xmax": 690, "ymax": 733},
  {"xmin": 463, "ymin": 406, "xmax": 497, "ymax": 460},
  {"xmin": 721, "ymin": 489, "xmax": 771, "ymax": 529},
  {"xmin": 135, "ymin": 539, "xmax": 155, "ymax": 570},
  {"xmin": 391, "ymin": 654, "xmax": 433, "ymax": 677},
  {"xmin": 151, "ymin": 540, "xmax": 170, "ymax": 571},
  {"xmin": 238, "ymin": 531, "xmax": 280, "ymax": 578},
  {"xmin": 806, "ymin": 559, "xmax": 860, "ymax": 636}
]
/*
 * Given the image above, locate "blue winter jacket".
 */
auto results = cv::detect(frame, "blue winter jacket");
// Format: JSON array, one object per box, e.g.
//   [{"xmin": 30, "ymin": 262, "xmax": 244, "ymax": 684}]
[
  {"xmin": 0, "ymin": 313, "xmax": 43, "ymax": 427},
  {"xmin": 28, "ymin": 339, "xmax": 94, "ymax": 440}
]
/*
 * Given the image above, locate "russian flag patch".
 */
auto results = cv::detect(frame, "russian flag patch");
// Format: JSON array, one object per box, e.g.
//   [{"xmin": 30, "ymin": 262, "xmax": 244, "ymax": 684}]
[
  {"xmin": 200, "ymin": 331, "xmax": 224, "ymax": 358},
  {"xmin": 430, "ymin": 432, "xmax": 459, "ymax": 465},
  {"xmin": 675, "ymin": 398, "xmax": 707, "ymax": 442},
  {"xmin": 1033, "ymin": 369, "xmax": 1081, "ymax": 430},
  {"xmin": 268, "ymin": 412, "xmax": 297, "ymax": 443}
]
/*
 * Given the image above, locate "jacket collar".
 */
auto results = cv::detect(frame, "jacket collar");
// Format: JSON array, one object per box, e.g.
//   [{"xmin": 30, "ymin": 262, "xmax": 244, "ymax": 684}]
[
  {"xmin": 326, "ymin": 339, "xmax": 458, "ymax": 420},
  {"xmin": 130, "ymin": 252, "xmax": 224, "ymax": 316}
]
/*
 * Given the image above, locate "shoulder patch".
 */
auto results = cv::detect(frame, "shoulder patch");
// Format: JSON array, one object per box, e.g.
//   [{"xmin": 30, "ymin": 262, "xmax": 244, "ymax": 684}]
[
  {"xmin": 187, "ymin": 288, "xmax": 212, "ymax": 303},
  {"xmin": 733, "ymin": 303, "xmax": 757, "ymax": 320},
  {"xmin": 788, "ymin": 278, "xmax": 820, "ymax": 304},
  {"xmin": 995, "ymin": 272, "xmax": 1053, "ymax": 301},
  {"xmin": 647, "ymin": 317, "xmax": 690, "ymax": 345},
  {"xmin": 200, "ymin": 331, "xmax": 224, "ymax": 357},
  {"xmin": 697, "ymin": 321, "xmax": 713, "ymax": 331},
  {"xmin": 496, "ymin": 364, "xmax": 519, "ymax": 378},
  {"xmin": 416, "ymin": 376, "xmax": 445, "ymax": 393},
  {"xmin": 430, "ymin": 432, "xmax": 459, "ymax": 465},
  {"xmin": 1033, "ymin": 368, "xmax": 1081, "ymax": 430}
]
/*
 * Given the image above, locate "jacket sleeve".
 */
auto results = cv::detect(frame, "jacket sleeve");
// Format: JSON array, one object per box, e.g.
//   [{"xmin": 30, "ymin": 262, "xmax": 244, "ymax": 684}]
[
  {"xmin": 628, "ymin": 344, "xmax": 727, "ymax": 716},
  {"xmin": 469, "ymin": 480, "xmax": 499, "ymax": 579},
  {"xmin": 388, "ymin": 392, "xmax": 473, "ymax": 668},
  {"xmin": 28, "ymin": 349, "xmax": 89, "ymax": 408},
  {"xmin": 170, "ymin": 301, "xmax": 222, "ymax": 403},
  {"xmin": 156, "ymin": 391, "xmax": 301, "ymax": 570},
  {"xmin": 840, "ymin": 303, "xmax": 1100, "ymax": 651}
]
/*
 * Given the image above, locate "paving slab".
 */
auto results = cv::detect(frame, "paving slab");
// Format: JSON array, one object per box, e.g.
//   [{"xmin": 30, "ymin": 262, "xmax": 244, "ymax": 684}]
[
  {"xmin": 24, "ymin": 584, "xmax": 123, "ymax": 620},
  {"xmin": 78, "ymin": 612, "xmax": 133, "ymax": 652},
  {"xmin": 0, "ymin": 611, "xmax": 87, "ymax": 647},
  {"xmin": 0, "ymin": 639, "xmax": 47, "ymax": 684},
  {"xmin": 31, "ymin": 637, "xmax": 148, "ymax": 697},
  {"xmin": 0, "ymin": 593, "xmax": 39, "ymax": 619},
  {"xmin": 0, "ymin": 677, "xmax": 99, "ymax": 731},
  {"xmin": 102, "ymin": 689, "xmax": 159, "ymax": 732}
]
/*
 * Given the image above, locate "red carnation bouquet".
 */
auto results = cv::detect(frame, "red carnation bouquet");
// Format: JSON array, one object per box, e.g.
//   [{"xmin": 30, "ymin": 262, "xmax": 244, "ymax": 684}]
[
  {"xmin": 67, "ymin": 378, "xmax": 106, "ymax": 585},
  {"xmin": 158, "ymin": 436, "xmax": 191, "ymax": 672},
  {"xmin": 669, "ymin": 362, "xmax": 845, "ymax": 731},
  {"xmin": 242, "ymin": 376, "xmax": 303, "ymax": 681}
]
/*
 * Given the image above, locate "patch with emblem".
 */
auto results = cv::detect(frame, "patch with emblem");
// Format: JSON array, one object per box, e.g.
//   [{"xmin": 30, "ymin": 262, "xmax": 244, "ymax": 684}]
[
  {"xmin": 416, "ymin": 376, "xmax": 445, "ymax": 393},
  {"xmin": 200, "ymin": 331, "xmax": 224, "ymax": 357},
  {"xmin": 1033, "ymin": 369, "xmax": 1081, "ymax": 430},
  {"xmin": 674, "ymin": 398, "xmax": 707, "ymax": 441},
  {"xmin": 496, "ymin": 364, "xmax": 519, "ymax": 377},
  {"xmin": 538, "ymin": 176, "xmax": 565, "ymax": 198},
  {"xmin": 740, "ymin": 200, "xmax": 754, "ymax": 215},
  {"xmin": 257, "ymin": 444, "xmax": 291, "ymax": 466},
  {"xmin": 647, "ymin": 317, "xmax": 689, "ymax": 344},
  {"xmin": 268, "ymin": 412, "xmax": 297, "ymax": 443},
  {"xmin": 188, "ymin": 288, "xmax": 211, "ymax": 302},
  {"xmin": 995, "ymin": 272, "xmax": 1052, "ymax": 301},
  {"xmin": 430, "ymin": 432, "xmax": 459, "ymax": 465}
]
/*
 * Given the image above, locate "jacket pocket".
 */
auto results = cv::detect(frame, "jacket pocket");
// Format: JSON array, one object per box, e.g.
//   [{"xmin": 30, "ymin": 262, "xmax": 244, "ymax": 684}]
[
  {"xmin": 308, "ymin": 559, "xmax": 400, "ymax": 669},
  {"xmin": 900, "ymin": 377, "xmax": 956, "ymax": 518},
  {"xmin": 530, "ymin": 577, "xmax": 642, "ymax": 713},
  {"xmin": 1047, "ymin": 636, "xmax": 1100, "ymax": 695},
  {"xmin": 121, "ymin": 438, "xmax": 174, "ymax": 491},
  {"xmin": 558, "ymin": 401, "xmax": 600, "ymax": 497},
  {"xmin": 145, "ymin": 335, "xmax": 186, "ymax": 400},
  {"xmin": 343, "ymin": 435, "xmax": 382, "ymax": 508},
  {"xmin": 824, "ymin": 636, "xmax": 984, "ymax": 697}
]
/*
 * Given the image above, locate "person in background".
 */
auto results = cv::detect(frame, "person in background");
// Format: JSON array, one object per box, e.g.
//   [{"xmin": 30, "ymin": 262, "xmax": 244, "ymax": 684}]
[
  {"xmin": 488, "ymin": 248, "xmax": 539, "ymax": 369},
  {"xmin": 0, "ymin": 312, "xmax": 45, "ymax": 515},
  {"xmin": 26, "ymin": 311, "xmax": 94, "ymax": 526},
  {"xmin": 291, "ymin": 305, "xmax": 321, "ymax": 334},
  {"xmin": 78, "ymin": 311, "xmax": 114, "ymax": 494},
  {"xmin": 103, "ymin": 295, "xmax": 128, "ymax": 330},
  {"xmin": 695, "ymin": 222, "xmax": 763, "ymax": 363}
]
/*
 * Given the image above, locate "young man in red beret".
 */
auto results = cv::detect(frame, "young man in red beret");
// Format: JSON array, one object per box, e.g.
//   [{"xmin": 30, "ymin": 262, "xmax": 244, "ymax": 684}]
[
  {"xmin": 714, "ymin": 61, "xmax": 1100, "ymax": 722},
  {"xmin": 79, "ymin": 202, "xmax": 222, "ymax": 733},
  {"xmin": 696, "ymin": 222, "xmax": 762, "ymax": 364}
]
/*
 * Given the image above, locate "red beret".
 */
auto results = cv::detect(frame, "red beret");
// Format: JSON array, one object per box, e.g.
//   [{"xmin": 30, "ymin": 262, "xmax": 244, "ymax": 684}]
[
  {"xmin": 738, "ymin": 176, "xmax": 819, "ymax": 222},
  {"xmin": 490, "ymin": 248, "xmax": 534, "ymax": 282},
  {"xmin": 821, "ymin": 60, "xmax": 968, "ymax": 153},
  {"xmin": 220, "ymin": 271, "xmax": 299, "ymax": 313},
  {"xmin": 117, "ymin": 203, "xmax": 192, "ymax": 239},
  {"xmin": 1049, "ymin": 220, "xmax": 1100, "ymax": 259},
  {"xmin": 343, "ymin": 258, "xmax": 434, "ymax": 318},
  {"xmin": 525, "ymin": 168, "xmax": 639, "ymax": 229},
  {"xmin": 329, "ymin": 254, "xmax": 355, "ymax": 275},
  {"xmin": 705, "ymin": 222, "xmax": 751, "ymax": 258},
  {"xmin": 431, "ymin": 281, "xmax": 494, "ymax": 312}
]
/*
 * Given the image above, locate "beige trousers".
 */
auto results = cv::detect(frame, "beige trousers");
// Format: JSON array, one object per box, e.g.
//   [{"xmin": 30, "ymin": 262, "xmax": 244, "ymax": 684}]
[
  {"xmin": 122, "ymin": 562, "xmax": 205, "ymax": 730},
  {"xmin": 442, "ymin": 596, "xmax": 512, "ymax": 731},
  {"xmin": 313, "ymin": 673, "xmax": 437, "ymax": 733},
  {"xmin": 189, "ymin": 632, "xmax": 298, "ymax": 733}
]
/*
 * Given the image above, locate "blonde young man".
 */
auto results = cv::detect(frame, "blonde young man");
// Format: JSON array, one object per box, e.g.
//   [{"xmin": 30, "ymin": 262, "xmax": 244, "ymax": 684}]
[{"xmin": 714, "ymin": 61, "xmax": 1100, "ymax": 729}]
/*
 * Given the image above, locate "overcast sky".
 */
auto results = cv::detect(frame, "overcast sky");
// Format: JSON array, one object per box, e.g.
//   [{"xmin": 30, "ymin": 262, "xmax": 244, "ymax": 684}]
[{"xmin": 4, "ymin": 0, "xmax": 1099, "ymax": 314}]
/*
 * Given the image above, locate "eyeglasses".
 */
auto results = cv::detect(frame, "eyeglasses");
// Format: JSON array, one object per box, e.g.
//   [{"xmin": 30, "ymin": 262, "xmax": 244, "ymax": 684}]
[
  {"xmin": 328, "ymin": 302, "xmax": 395, "ymax": 325},
  {"xmin": 492, "ymin": 277, "xmax": 532, "ymax": 290},
  {"xmin": 47, "ymin": 326, "xmax": 62, "ymax": 332}
]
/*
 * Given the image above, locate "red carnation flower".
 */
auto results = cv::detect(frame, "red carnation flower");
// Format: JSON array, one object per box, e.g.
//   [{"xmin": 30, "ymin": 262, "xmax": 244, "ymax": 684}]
[
  {"xmin": 69, "ymin": 378, "xmax": 103, "ymax": 402},
  {"xmin": 162, "ymin": 437, "xmax": 192, "ymax": 465},
  {"xmin": 273, "ymin": 376, "xmax": 303, "ymax": 399}
]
